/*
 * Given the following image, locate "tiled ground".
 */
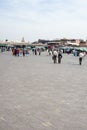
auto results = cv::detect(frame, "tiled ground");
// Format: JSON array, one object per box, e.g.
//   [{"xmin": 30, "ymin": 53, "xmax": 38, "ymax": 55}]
[{"xmin": 0, "ymin": 51, "xmax": 87, "ymax": 130}]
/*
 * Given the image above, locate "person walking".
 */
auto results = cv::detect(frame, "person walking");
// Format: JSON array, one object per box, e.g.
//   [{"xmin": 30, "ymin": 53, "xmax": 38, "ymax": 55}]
[
  {"xmin": 52, "ymin": 50, "xmax": 58, "ymax": 63},
  {"xmin": 79, "ymin": 51, "xmax": 85, "ymax": 65},
  {"xmin": 58, "ymin": 51, "xmax": 62, "ymax": 64},
  {"xmin": 34, "ymin": 49, "xmax": 37, "ymax": 55},
  {"xmin": 23, "ymin": 48, "xmax": 25, "ymax": 57}
]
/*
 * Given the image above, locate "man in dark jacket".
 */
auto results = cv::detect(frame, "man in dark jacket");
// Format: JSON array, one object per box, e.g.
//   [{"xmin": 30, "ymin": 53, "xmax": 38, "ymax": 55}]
[{"xmin": 58, "ymin": 51, "xmax": 62, "ymax": 63}]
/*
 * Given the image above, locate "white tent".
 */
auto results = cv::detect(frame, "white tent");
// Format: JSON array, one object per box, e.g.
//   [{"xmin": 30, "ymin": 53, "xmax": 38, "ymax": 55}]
[{"xmin": 67, "ymin": 42, "xmax": 79, "ymax": 46}]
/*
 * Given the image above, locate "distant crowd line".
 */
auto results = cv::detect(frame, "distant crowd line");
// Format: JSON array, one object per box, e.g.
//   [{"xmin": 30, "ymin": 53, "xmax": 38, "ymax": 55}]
[
  {"xmin": 0, "ymin": 46, "xmax": 86, "ymax": 65},
  {"xmin": 12, "ymin": 47, "xmax": 43, "ymax": 57}
]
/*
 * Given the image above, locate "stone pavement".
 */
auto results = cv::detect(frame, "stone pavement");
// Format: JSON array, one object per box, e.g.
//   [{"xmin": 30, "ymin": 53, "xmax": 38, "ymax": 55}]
[{"xmin": 0, "ymin": 51, "xmax": 87, "ymax": 130}]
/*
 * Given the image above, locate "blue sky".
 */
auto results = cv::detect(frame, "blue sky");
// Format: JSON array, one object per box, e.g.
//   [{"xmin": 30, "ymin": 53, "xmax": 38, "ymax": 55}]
[{"xmin": 0, "ymin": 0, "xmax": 87, "ymax": 42}]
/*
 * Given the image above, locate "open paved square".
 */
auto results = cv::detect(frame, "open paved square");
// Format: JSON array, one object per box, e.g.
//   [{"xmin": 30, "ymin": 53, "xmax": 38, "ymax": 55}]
[{"xmin": 0, "ymin": 51, "xmax": 87, "ymax": 130}]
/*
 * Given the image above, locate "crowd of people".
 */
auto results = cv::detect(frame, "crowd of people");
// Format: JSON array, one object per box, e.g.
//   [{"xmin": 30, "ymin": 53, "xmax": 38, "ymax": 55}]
[
  {"xmin": 49, "ymin": 49, "xmax": 86, "ymax": 65},
  {"xmin": 11, "ymin": 47, "xmax": 43, "ymax": 57},
  {"xmin": 0, "ymin": 45, "xmax": 86, "ymax": 65},
  {"xmin": 11, "ymin": 46, "xmax": 87, "ymax": 65},
  {"xmin": 12, "ymin": 48, "xmax": 29, "ymax": 57},
  {"xmin": 32, "ymin": 48, "xmax": 42, "ymax": 55}
]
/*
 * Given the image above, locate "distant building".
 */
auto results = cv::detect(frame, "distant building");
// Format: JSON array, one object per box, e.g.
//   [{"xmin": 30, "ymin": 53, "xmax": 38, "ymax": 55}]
[{"xmin": 79, "ymin": 40, "xmax": 87, "ymax": 47}]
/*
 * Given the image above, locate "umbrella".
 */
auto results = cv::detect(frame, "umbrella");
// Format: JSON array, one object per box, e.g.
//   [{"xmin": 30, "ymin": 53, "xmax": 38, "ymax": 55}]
[{"xmin": 79, "ymin": 47, "xmax": 87, "ymax": 51}]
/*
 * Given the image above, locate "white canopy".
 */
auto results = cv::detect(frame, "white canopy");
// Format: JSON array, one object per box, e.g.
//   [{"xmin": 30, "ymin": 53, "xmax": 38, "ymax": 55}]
[{"xmin": 67, "ymin": 42, "xmax": 79, "ymax": 46}]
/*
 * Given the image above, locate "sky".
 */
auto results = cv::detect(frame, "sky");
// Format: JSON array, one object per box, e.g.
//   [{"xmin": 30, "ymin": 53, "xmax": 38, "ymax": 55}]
[{"xmin": 0, "ymin": 0, "xmax": 87, "ymax": 42}]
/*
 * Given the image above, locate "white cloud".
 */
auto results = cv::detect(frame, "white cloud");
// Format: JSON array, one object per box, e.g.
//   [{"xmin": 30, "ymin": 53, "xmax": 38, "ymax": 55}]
[{"xmin": 0, "ymin": 0, "xmax": 87, "ymax": 41}]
